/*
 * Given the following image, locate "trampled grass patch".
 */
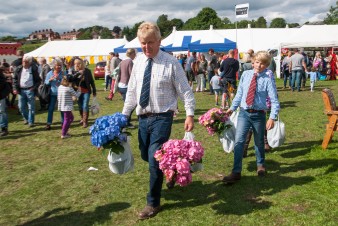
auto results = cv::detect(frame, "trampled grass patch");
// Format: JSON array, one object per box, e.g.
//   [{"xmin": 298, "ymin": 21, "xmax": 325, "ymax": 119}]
[{"xmin": 1, "ymin": 75, "xmax": 337, "ymax": 225}]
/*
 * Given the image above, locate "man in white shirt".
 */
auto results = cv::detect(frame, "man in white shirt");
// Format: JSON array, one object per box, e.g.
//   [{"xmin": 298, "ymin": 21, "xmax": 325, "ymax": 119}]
[
  {"xmin": 13, "ymin": 56, "xmax": 41, "ymax": 127},
  {"xmin": 122, "ymin": 22, "xmax": 195, "ymax": 220}
]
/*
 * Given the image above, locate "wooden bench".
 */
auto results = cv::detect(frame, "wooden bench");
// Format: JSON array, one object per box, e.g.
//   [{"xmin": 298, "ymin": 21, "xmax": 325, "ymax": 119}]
[{"xmin": 321, "ymin": 88, "xmax": 338, "ymax": 149}]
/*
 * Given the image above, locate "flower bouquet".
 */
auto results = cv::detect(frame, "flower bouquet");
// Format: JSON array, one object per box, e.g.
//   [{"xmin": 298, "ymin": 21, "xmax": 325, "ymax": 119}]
[
  {"xmin": 154, "ymin": 139, "xmax": 204, "ymax": 187},
  {"xmin": 198, "ymin": 108, "xmax": 232, "ymax": 135},
  {"xmin": 199, "ymin": 108, "xmax": 235, "ymax": 153},
  {"xmin": 89, "ymin": 112, "xmax": 134, "ymax": 174}
]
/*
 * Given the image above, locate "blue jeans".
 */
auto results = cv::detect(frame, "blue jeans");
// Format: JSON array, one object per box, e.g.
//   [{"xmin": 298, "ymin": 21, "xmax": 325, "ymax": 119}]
[
  {"xmin": 119, "ymin": 87, "xmax": 127, "ymax": 102},
  {"xmin": 138, "ymin": 111, "xmax": 174, "ymax": 207},
  {"xmin": 18, "ymin": 89, "xmax": 36, "ymax": 124},
  {"xmin": 208, "ymin": 71, "xmax": 214, "ymax": 94},
  {"xmin": 78, "ymin": 93, "xmax": 90, "ymax": 112},
  {"xmin": 0, "ymin": 98, "xmax": 8, "ymax": 129},
  {"xmin": 47, "ymin": 95, "xmax": 63, "ymax": 125},
  {"xmin": 291, "ymin": 70, "xmax": 302, "ymax": 91},
  {"xmin": 283, "ymin": 71, "xmax": 291, "ymax": 88},
  {"xmin": 105, "ymin": 75, "xmax": 112, "ymax": 90},
  {"xmin": 233, "ymin": 110, "xmax": 266, "ymax": 173}
]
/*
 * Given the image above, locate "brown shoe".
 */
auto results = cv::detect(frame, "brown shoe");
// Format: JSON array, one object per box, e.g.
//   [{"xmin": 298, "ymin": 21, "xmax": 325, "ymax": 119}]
[
  {"xmin": 138, "ymin": 205, "xmax": 161, "ymax": 220},
  {"xmin": 222, "ymin": 172, "xmax": 241, "ymax": 184},
  {"xmin": 264, "ymin": 143, "xmax": 271, "ymax": 152},
  {"xmin": 257, "ymin": 165, "xmax": 266, "ymax": 177}
]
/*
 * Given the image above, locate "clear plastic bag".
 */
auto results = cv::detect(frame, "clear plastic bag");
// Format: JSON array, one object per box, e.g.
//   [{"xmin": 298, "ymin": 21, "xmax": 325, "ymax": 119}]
[
  {"xmin": 182, "ymin": 132, "xmax": 203, "ymax": 172},
  {"xmin": 90, "ymin": 97, "xmax": 100, "ymax": 116}
]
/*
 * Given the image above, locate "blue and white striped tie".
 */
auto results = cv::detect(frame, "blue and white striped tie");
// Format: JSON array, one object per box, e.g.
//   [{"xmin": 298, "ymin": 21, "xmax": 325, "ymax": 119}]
[{"xmin": 139, "ymin": 58, "xmax": 152, "ymax": 108}]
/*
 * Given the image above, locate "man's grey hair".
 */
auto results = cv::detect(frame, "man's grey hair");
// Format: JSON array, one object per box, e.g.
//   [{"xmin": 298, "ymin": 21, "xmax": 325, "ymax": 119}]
[{"xmin": 23, "ymin": 56, "xmax": 33, "ymax": 64}]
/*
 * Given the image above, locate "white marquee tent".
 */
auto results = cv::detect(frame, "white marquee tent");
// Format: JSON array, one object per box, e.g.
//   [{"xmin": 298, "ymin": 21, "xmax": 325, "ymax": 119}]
[
  {"xmin": 114, "ymin": 26, "xmax": 236, "ymax": 53},
  {"xmin": 279, "ymin": 25, "xmax": 338, "ymax": 48},
  {"xmin": 25, "ymin": 38, "xmax": 128, "ymax": 64}
]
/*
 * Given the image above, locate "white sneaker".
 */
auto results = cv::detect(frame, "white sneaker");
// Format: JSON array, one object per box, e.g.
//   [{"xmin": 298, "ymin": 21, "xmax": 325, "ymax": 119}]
[{"xmin": 61, "ymin": 134, "xmax": 71, "ymax": 139}]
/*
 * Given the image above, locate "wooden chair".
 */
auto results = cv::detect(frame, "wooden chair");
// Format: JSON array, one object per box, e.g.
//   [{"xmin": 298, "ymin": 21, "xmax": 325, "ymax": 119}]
[{"xmin": 321, "ymin": 88, "xmax": 338, "ymax": 149}]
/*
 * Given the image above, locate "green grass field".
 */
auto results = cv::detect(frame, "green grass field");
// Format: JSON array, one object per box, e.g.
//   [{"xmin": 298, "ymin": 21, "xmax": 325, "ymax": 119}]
[{"xmin": 1, "ymin": 74, "xmax": 337, "ymax": 226}]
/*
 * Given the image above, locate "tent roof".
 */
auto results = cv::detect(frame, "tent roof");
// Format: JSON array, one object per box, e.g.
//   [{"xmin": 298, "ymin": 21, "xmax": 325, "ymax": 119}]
[
  {"xmin": 115, "ymin": 28, "xmax": 236, "ymax": 53},
  {"xmin": 279, "ymin": 25, "xmax": 338, "ymax": 48},
  {"xmin": 25, "ymin": 39, "xmax": 128, "ymax": 57}
]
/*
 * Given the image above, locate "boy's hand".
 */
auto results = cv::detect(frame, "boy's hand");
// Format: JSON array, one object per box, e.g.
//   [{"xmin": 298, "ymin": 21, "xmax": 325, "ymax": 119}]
[{"xmin": 266, "ymin": 119, "xmax": 275, "ymax": 130}]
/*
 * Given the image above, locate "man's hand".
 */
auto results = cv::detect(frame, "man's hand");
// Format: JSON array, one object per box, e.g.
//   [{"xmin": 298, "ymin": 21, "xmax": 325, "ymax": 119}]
[{"xmin": 184, "ymin": 115, "xmax": 194, "ymax": 132}]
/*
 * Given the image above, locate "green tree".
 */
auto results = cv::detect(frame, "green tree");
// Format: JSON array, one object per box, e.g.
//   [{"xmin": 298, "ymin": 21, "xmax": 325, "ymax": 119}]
[
  {"xmin": 256, "ymin": 16, "xmax": 267, "ymax": 28},
  {"xmin": 221, "ymin": 17, "xmax": 235, "ymax": 29},
  {"xmin": 324, "ymin": 1, "xmax": 338, "ymax": 24},
  {"xmin": 121, "ymin": 26, "xmax": 133, "ymax": 41},
  {"xmin": 0, "ymin": 36, "xmax": 17, "ymax": 42},
  {"xmin": 100, "ymin": 27, "xmax": 113, "ymax": 39},
  {"xmin": 237, "ymin": 20, "xmax": 250, "ymax": 28},
  {"xmin": 288, "ymin": 23, "xmax": 300, "ymax": 28},
  {"xmin": 183, "ymin": 7, "xmax": 222, "ymax": 30},
  {"xmin": 270, "ymin": 18, "xmax": 287, "ymax": 28},
  {"xmin": 112, "ymin": 26, "xmax": 121, "ymax": 35},
  {"xmin": 122, "ymin": 22, "xmax": 143, "ymax": 41},
  {"xmin": 78, "ymin": 30, "xmax": 92, "ymax": 40},
  {"xmin": 157, "ymin": 14, "xmax": 173, "ymax": 37},
  {"xmin": 171, "ymin": 18, "xmax": 184, "ymax": 31}
]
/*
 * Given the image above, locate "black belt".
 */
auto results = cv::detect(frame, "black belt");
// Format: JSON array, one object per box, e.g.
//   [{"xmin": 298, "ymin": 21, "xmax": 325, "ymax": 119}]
[
  {"xmin": 21, "ymin": 86, "xmax": 33, "ymax": 90},
  {"xmin": 246, "ymin": 109, "xmax": 265, "ymax": 113},
  {"xmin": 139, "ymin": 111, "xmax": 174, "ymax": 119}
]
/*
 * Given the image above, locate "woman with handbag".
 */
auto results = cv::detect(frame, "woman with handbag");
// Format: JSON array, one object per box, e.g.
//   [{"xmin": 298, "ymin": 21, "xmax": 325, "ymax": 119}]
[
  {"xmin": 44, "ymin": 58, "xmax": 64, "ymax": 130},
  {"xmin": 73, "ymin": 58, "xmax": 96, "ymax": 128}
]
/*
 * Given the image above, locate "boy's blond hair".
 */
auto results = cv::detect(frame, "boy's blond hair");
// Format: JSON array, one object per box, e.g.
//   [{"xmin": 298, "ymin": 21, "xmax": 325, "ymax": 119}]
[{"xmin": 253, "ymin": 51, "xmax": 271, "ymax": 67}]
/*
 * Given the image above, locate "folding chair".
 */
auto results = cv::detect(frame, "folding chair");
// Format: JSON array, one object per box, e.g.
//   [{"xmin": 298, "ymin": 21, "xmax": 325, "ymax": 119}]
[{"xmin": 321, "ymin": 88, "xmax": 338, "ymax": 149}]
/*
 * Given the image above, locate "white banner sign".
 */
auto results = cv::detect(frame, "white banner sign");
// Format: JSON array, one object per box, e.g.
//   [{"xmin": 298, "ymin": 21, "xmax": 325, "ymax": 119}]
[{"xmin": 235, "ymin": 3, "xmax": 249, "ymax": 18}]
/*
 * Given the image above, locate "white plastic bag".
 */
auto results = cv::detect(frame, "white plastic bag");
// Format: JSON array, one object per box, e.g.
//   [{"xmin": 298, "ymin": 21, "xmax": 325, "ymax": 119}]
[
  {"xmin": 229, "ymin": 109, "xmax": 239, "ymax": 129},
  {"xmin": 90, "ymin": 97, "xmax": 100, "ymax": 116},
  {"xmin": 107, "ymin": 137, "xmax": 134, "ymax": 174},
  {"xmin": 183, "ymin": 131, "xmax": 195, "ymax": 141},
  {"xmin": 218, "ymin": 109, "xmax": 238, "ymax": 153},
  {"xmin": 183, "ymin": 132, "xmax": 203, "ymax": 172},
  {"xmin": 219, "ymin": 123, "xmax": 236, "ymax": 153},
  {"xmin": 267, "ymin": 116, "xmax": 285, "ymax": 148}
]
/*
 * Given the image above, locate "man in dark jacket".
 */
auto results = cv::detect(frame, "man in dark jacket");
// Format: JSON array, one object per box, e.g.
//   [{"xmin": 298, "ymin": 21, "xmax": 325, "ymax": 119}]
[
  {"xmin": 0, "ymin": 66, "xmax": 10, "ymax": 136},
  {"xmin": 38, "ymin": 57, "xmax": 51, "ymax": 110},
  {"xmin": 13, "ymin": 56, "xmax": 41, "ymax": 127},
  {"xmin": 220, "ymin": 49, "xmax": 239, "ymax": 108}
]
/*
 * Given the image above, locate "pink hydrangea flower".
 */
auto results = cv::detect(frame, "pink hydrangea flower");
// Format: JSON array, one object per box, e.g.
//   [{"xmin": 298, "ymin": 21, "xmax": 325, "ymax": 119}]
[
  {"xmin": 199, "ymin": 108, "xmax": 231, "ymax": 135},
  {"xmin": 155, "ymin": 139, "xmax": 204, "ymax": 187}
]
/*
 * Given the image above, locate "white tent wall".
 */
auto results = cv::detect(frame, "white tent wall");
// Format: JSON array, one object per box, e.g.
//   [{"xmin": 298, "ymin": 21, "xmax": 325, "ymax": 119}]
[
  {"xmin": 25, "ymin": 38, "xmax": 128, "ymax": 64},
  {"xmin": 280, "ymin": 25, "xmax": 338, "ymax": 48}
]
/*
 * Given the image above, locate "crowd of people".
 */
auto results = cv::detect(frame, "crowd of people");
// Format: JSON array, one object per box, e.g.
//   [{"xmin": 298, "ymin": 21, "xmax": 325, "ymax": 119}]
[
  {"xmin": 0, "ymin": 50, "xmax": 96, "ymax": 137},
  {"xmin": 281, "ymin": 48, "xmax": 337, "ymax": 92},
  {"xmin": 0, "ymin": 21, "xmax": 337, "ymax": 221}
]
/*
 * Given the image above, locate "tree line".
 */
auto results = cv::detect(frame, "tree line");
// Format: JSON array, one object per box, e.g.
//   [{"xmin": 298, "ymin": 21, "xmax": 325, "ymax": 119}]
[{"xmin": 1, "ymin": 2, "xmax": 337, "ymax": 43}]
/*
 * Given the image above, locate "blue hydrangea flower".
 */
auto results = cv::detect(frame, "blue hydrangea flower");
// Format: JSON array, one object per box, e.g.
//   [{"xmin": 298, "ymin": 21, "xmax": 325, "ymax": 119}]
[{"xmin": 89, "ymin": 113, "xmax": 128, "ymax": 148}]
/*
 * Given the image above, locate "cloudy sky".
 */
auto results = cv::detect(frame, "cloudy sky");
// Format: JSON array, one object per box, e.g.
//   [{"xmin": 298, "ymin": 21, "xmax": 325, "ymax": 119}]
[{"xmin": 0, "ymin": 0, "xmax": 335, "ymax": 38}]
